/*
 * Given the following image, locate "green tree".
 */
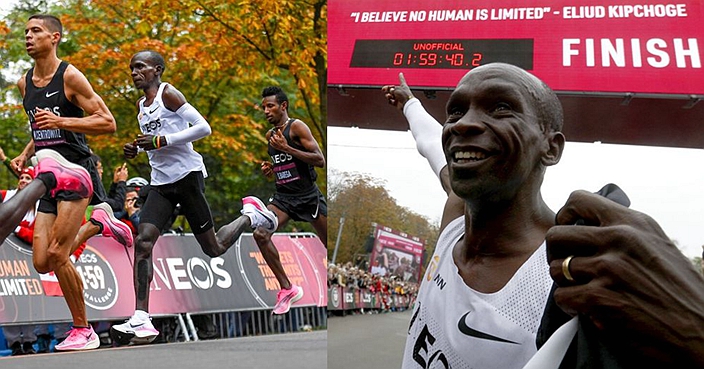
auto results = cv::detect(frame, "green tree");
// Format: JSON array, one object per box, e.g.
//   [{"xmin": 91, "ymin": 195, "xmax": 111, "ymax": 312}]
[
  {"xmin": 328, "ymin": 169, "xmax": 439, "ymax": 271},
  {"xmin": 0, "ymin": 0, "xmax": 326, "ymax": 231}
]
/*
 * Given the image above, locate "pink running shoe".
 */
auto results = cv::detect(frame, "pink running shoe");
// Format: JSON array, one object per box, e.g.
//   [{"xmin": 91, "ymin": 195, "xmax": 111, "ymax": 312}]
[
  {"xmin": 241, "ymin": 196, "xmax": 278, "ymax": 233},
  {"xmin": 91, "ymin": 202, "xmax": 134, "ymax": 248},
  {"xmin": 272, "ymin": 284, "xmax": 304, "ymax": 315},
  {"xmin": 54, "ymin": 326, "xmax": 100, "ymax": 351},
  {"xmin": 35, "ymin": 149, "xmax": 93, "ymax": 199}
]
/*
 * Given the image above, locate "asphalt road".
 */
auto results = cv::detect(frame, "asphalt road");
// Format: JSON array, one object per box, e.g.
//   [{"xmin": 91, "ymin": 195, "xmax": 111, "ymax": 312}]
[
  {"xmin": 0, "ymin": 330, "xmax": 326, "ymax": 369},
  {"xmin": 328, "ymin": 310, "xmax": 412, "ymax": 369}
]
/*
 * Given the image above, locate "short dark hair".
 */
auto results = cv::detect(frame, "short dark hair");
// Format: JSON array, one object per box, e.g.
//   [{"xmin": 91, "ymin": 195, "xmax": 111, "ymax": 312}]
[
  {"xmin": 28, "ymin": 14, "xmax": 63, "ymax": 42},
  {"xmin": 90, "ymin": 153, "xmax": 101, "ymax": 164},
  {"xmin": 136, "ymin": 50, "xmax": 166, "ymax": 73},
  {"xmin": 262, "ymin": 86, "xmax": 288, "ymax": 106}
]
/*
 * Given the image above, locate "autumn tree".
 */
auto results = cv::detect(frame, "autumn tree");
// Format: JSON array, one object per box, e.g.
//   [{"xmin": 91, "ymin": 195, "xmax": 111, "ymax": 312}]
[
  {"xmin": 328, "ymin": 169, "xmax": 439, "ymax": 270},
  {"xmin": 0, "ymin": 0, "xmax": 326, "ymax": 230}
]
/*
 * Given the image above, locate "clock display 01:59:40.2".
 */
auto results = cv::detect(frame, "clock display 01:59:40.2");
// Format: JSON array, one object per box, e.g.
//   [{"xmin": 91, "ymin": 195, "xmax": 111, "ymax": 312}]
[
  {"xmin": 349, "ymin": 39, "xmax": 534, "ymax": 70},
  {"xmin": 392, "ymin": 51, "xmax": 483, "ymax": 67}
]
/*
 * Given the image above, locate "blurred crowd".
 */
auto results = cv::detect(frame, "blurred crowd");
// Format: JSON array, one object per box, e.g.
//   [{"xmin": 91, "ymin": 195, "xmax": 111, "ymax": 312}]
[{"xmin": 328, "ymin": 261, "xmax": 419, "ymax": 314}]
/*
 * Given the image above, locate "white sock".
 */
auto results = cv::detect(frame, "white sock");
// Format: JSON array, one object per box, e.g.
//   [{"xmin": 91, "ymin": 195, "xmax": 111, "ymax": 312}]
[{"xmin": 134, "ymin": 310, "xmax": 150, "ymax": 321}]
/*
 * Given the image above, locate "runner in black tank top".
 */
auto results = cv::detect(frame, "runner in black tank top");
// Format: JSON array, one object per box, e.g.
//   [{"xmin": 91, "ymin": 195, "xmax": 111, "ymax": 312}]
[
  {"xmin": 24, "ymin": 61, "xmax": 110, "ymax": 207},
  {"xmin": 256, "ymin": 86, "xmax": 327, "ymax": 315},
  {"xmin": 24, "ymin": 61, "xmax": 89, "ymax": 163},
  {"xmin": 267, "ymin": 118, "xmax": 318, "ymax": 195},
  {"xmin": 0, "ymin": 14, "xmax": 131, "ymax": 351}
]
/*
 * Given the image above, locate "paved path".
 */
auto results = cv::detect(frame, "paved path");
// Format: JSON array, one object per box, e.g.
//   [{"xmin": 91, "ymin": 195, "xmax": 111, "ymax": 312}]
[
  {"xmin": 0, "ymin": 331, "xmax": 326, "ymax": 369},
  {"xmin": 328, "ymin": 310, "xmax": 412, "ymax": 369}
]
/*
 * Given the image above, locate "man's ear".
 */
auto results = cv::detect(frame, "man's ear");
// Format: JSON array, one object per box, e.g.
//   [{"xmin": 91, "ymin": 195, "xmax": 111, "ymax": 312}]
[
  {"xmin": 542, "ymin": 131, "xmax": 565, "ymax": 167},
  {"xmin": 155, "ymin": 65, "xmax": 163, "ymax": 76},
  {"xmin": 51, "ymin": 31, "xmax": 61, "ymax": 46},
  {"xmin": 281, "ymin": 100, "xmax": 288, "ymax": 111}
]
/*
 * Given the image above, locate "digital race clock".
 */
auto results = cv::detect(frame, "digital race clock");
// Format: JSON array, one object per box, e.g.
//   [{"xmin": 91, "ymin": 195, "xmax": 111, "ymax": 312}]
[{"xmin": 349, "ymin": 39, "xmax": 534, "ymax": 70}]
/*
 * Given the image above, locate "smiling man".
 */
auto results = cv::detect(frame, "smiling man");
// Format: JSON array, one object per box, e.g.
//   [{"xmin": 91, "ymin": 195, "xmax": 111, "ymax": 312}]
[{"xmin": 402, "ymin": 63, "xmax": 565, "ymax": 369}]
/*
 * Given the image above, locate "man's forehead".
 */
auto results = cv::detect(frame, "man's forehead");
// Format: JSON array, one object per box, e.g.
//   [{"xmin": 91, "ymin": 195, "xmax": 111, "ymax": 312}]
[
  {"xmin": 456, "ymin": 65, "xmax": 540, "ymax": 95},
  {"xmin": 26, "ymin": 18, "xmax": 48, "ymax": 30},
  {"xmin": 131, "ymin": 53, "xmax": 151, "ymax": 64},
  {"xmin": 461, "ymin": 65, "xmax": 519, "ymax": 84},
  {"xmin": 261, "ymin": 96, "xmax": 278, "ymax": 104}
]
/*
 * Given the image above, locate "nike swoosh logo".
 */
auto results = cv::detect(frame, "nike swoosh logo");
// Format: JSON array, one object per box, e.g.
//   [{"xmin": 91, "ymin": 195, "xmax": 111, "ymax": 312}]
[
  {"xmin": 149, "ymin": 107, "xmax": 158, "ymax": 114},
  {"xmin": 46, "ymin": 91, "xmax": 59, "ymax": 98},
  {"xmin": 264, "ymin": 217, "xmax": 275, "ymax": 229},
  {"xmin": 129, "ymin": 322, "xmax": 145, "ymax": 329},
  {"xmin": 457, "ymin": 311, "xmax": 519, "ymax": 344},
  {"xmin": 200, "ymin": 221, "xmax": 209, "ymax": 228},
  {"xmin": 311, "ymin": 202, "xmax": 319, "ymax": 218},
  {"xmin": 108, "ymin": 223, "xmax": 127, "ymax": 245}
]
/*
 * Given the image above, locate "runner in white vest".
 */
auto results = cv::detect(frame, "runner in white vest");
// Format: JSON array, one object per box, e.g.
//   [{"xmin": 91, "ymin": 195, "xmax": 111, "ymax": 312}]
[
  {"xmin": 113, "ymin": 50, "xmax": 279, "ymax": 345},
  {"xmin": 385, "ymin": 63, "xmax": 565, "ymax": 369}
]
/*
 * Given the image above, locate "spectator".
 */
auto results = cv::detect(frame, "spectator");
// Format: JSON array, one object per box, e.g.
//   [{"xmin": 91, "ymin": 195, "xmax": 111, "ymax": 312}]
[
  {"xmin": 327, "ymin": 261, "xmax": 418, "ymax": 314},
  {"xmin": 91, "ymin": 154, "xmax": 128, "ymax": 213},
  {"xmin": 116, "ymin": 187, "xmax": 141, "ymax": 236},
  {"xmin": 2, "ymin": 325, "xmax": 37, "ymax": 355},
  {"xmin": 0, "ymin": 145, "xmax": 19, "ymax": 178}
]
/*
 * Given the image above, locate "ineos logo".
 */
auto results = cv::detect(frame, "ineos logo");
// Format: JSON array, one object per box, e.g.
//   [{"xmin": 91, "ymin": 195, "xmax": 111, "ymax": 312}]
[
  {"xmin": 271, "ymin": 153, "xmax": 293, "ymax": 164},
  {"xmin": 141, "ymin": 119, "xmax": 162, "ymax": 133}
]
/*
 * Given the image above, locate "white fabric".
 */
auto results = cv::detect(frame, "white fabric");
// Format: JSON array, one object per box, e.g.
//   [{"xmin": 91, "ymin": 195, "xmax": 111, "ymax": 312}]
[
  {"xmin": 402, "ymin": 216, "xmax": 554, "ymax": 369},
  {"xmin": 403, "ymin": 98, "xmax": 446, "ymax": 179},
  {"xmin": 137, "ymin": 83, "xmax": 208, "ymax": 185},
  {"xmin": 522, "ymin": 317, "xmax": 578, "ymax": 369},
  {"xmin": 164, "ymin": 103, "xmax": 211, "ymax": 146}
]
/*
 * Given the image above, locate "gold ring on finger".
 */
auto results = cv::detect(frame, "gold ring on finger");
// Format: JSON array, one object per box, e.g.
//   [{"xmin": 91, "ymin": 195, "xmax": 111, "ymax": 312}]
[{"xmin": 562, "ymin": 255, "xmax": 575, "ymax": 282}]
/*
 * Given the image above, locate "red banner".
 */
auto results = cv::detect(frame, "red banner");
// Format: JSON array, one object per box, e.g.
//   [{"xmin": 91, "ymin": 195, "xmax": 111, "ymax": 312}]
[
  {"xmin": 329, "ymin": 0, "xmax": 704, "ymax": 94},
  {"xmin": 369, "ymin": 224, "xmax": 424, "ymax": 283},
  {"xmin": 0, "ymin": 232, "xmax": 327, "ymax": 324}
]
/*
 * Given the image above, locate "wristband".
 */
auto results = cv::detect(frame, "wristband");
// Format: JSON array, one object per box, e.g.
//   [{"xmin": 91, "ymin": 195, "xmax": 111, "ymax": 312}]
[
  {"xmin": 2, "ymin": 157, "xmax": 10, "ymax": 164},
  {"xmin": 152, "ymin": 136, "xmax": 160, "ymax": 149}
]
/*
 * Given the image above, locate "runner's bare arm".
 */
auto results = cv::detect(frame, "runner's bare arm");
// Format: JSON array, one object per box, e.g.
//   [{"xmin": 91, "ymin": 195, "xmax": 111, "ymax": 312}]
[
  {"xmin": 36, "ymin": 65, "xmax": 116, "ymax": 135},
  {"xmin": 282, "ymin": 120, "xmax": 325, "ymax": 168}
]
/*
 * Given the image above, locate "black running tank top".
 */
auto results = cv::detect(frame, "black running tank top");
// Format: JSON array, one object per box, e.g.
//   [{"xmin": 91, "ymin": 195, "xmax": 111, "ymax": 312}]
[
  {"xmin": 23, "ymin": 61, "xmax": 90, "ymax": 162},
  {"xmin": 267, "ymin": 119, "xmax": 318, "ymax": 195}
]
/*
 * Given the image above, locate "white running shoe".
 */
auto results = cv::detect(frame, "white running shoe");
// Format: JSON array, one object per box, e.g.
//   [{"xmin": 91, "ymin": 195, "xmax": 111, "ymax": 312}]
[
  {"xmin": 110, "ymin": 313, "xmax": 159, "ymax": 345},
  {"xmin": 241, "ymin": 196, "xmax": 278, "ymax": 233}
]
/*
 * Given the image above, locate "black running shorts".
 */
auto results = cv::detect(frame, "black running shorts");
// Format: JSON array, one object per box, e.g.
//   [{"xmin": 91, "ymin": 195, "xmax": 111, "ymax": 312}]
[
  {"xmin": 139, "ymin": 171, "xmax": 214, "ymax": 235},
  {"xmin": 270, "ymin": 187, "xmax": 327, "ymax": 223}
]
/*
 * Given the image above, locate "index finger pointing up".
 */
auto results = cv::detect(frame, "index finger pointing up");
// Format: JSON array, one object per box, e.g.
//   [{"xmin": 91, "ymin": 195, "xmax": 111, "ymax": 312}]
[{"xmin": 398, "ymin": 72, "xmax": 408, "ymax": 87}]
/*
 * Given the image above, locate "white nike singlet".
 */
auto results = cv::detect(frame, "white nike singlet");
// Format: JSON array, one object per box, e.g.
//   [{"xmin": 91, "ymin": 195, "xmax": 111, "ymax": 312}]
[
  {"xmin": 402, "ymin": 216, "xmax": 553, "ymax": 369},
  {"xmin": 138, "ymin": 82, "xmax": 207, "ymax": 185}
]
